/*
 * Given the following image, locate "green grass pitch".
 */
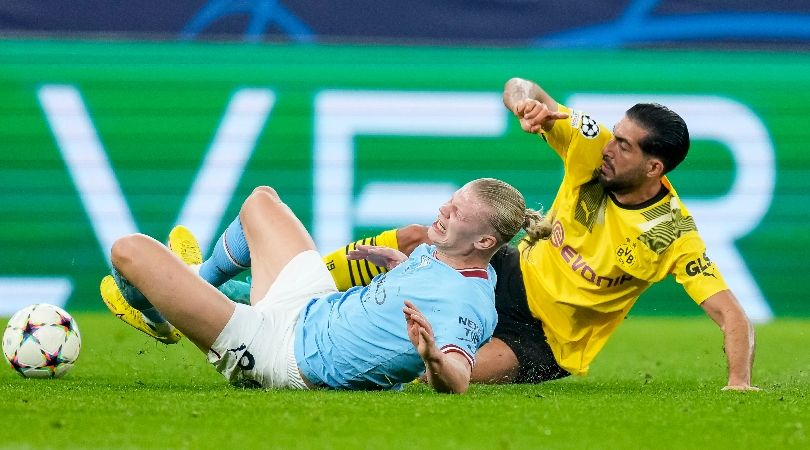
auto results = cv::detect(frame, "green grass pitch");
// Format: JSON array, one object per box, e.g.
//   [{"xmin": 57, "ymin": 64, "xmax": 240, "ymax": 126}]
[{"xmin": 1, "ymin": 313, "xmax": 807, "ymax": 449}]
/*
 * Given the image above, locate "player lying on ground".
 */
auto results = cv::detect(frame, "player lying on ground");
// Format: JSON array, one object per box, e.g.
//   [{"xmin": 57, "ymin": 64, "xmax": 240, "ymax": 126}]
[
  {"xmin": 101, "ymin": 178, "xmax": 549, "ymax": 392},
  {"xmin": 216, "ymin": 77, "xmax": 758, "ymax": 391}
]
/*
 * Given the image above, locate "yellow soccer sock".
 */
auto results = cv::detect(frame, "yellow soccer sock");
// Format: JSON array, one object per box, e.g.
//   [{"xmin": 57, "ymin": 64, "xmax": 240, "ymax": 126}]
[{"xmin": 323, "ymin": 229, "xmax": 399, "ymax": 291}]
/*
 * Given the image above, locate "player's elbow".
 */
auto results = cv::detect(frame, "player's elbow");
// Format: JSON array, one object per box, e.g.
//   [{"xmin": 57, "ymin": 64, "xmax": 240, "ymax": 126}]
[
  {"xmin": 720, "ymin": 301, "xmax": 753, "ymax": 332},
  {"xmin": 397, "ymin": 224, "xmax": 430, "ymax": 255},
  {"xmin": 452, "ymin": 379, "xmax": 470, "ymax": 394},
  {"xmin": 503, "ymin": 78, "xmax": 523, "ymax": 108},
  {"xmin": 429, "ymin": 365, "xmax": 471, "ymax": 394},
  {"xmin": 432, "ymin": 379, "xmax": 469, "ymax": 394},
  {"xmin": 504, "ymin": 77, "xmax": 526, "ymax": 92}
]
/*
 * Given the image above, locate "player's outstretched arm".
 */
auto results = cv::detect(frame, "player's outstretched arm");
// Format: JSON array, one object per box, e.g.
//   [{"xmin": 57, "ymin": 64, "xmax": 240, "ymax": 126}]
[
  {"xmin": 700, "ymin": 290, "xmax": 760, "ymax": 391},
  {"xmin": 502, "ymin": 78, "xmax": 568, "ymax": 134},
  {"xmin": 403, "ymin": 300, "xmax": 471, "ymax": 394},
  {"xmin": 320, "ymin": 225, "xmax": 430, "ymax": 291},
  {"xmin": 347, "ymin": 244, "xmax": 408, "ymax": 270}
]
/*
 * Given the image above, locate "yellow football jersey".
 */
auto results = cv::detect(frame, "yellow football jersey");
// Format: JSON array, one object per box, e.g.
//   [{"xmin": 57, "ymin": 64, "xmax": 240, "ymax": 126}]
[{"xmin": 518, "ymin": 105, "xmax": 729, "ymax": 376}]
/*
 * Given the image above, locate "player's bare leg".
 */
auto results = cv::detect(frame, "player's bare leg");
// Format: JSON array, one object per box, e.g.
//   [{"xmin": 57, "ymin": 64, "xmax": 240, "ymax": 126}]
[
  {"xmin": 238, "ymin": 186, "xmax": 318, "ymax": 304},
  {"xmin": 110, "ymin": 234, "xmax": 234, "ymax": 351},
  {"xmin": 470, "ymin": 338, "xmax": 520, "ymax": 384}
]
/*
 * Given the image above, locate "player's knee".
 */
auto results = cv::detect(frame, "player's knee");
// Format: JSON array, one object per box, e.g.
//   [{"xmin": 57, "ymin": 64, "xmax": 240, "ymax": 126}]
[
  {"xmin": 241, "ymin": 185, "xmax": 287, "ymax": 224},
  {"xmin": 243, "ymin": 186, "xmax": 281, "ymax": 211},
  {"xmin": 397, "ymin": 224, "xmax": 430, "ymax": 255},
  {"xmin": 110, "ymin": 234, "xmax": 150, "ymax": 270},
  {"xmin": 251, "ymin": 185, "xmax": 280, "ymax": 200}
]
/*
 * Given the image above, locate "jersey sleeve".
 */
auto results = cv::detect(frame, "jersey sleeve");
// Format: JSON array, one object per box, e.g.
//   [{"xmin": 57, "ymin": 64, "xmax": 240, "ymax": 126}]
[
  {"xmin": 434, "ymin": 297, "xmax": 496, "ymax": 368},
  {"xmin": 669, "ymin": 234, "xmax": 730, "ymax": 304},
  {"xmin": 540, "ymin": 104, "xmax": 613, "ymax": 183},
  {"xmin": 321, "ymin": 229, "xmax": 398, "ymax": 291},
  {"xmin": 540, "ymin": 104, "xmax": 576, "ymax": 160}
]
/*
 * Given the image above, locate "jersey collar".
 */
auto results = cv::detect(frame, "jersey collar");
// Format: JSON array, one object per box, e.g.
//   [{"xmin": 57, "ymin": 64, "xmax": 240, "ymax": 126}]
[
  {"xmin": 432, "ymin": 251, "xmax": 489, "ymax": 279},
  {"xmin": 456, "ymin": 268, "xmax": 489, "ymax": 279},
  {"xmin": 608, "ymin": 183, "xmax": 670, "ymax": 210}
]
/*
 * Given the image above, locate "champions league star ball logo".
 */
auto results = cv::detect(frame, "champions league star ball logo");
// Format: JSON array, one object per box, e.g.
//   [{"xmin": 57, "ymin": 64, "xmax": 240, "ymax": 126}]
[{"xmin": 580, "ymin": 115, "xmax": 599, "ymax": 139}]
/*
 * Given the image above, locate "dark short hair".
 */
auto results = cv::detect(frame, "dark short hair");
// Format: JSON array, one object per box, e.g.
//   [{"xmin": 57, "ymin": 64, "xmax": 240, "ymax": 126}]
[{"xmin": 625, "ymin": 103, "xmax": 690, "ymax": 174}]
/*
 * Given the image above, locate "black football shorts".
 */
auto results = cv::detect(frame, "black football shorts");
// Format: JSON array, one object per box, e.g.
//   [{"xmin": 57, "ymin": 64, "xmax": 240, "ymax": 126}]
[{"xmin": 489, "ymin": 245, "xmax": 570, "ymax": 383}]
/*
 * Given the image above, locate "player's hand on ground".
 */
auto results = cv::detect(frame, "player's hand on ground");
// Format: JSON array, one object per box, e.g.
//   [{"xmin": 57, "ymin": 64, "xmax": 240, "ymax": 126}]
[
  {"xmin": 513, "ymin": 99, "xmax": 569, "ymax": 134},
  {"xmin": 721, "ymin": 384, "xmax": 761, "ymax": 392},
  {"xmin": 403, "ymin": 300, "xmax": 441, "ymax": 362},
  {"xmin": 347, "ymin": 244, "xmax": 408, "ymax": 270}
]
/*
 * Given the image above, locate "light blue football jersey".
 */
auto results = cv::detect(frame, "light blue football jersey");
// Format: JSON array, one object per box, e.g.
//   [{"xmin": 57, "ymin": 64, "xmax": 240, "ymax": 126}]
[{"xmin": 294, "ymin": 244, "xmax": 498, "ymax": 390}]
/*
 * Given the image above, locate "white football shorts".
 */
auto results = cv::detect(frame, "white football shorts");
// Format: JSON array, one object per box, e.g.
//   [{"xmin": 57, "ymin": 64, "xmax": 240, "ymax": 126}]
[{"xmin": 207, "ymin": 250, "xmax": 338, "ymax": 388}]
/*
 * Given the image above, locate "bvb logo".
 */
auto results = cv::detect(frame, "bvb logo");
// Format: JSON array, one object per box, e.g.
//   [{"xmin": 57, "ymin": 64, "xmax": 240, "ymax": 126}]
[
  {"xmin": 550, "ymin": 221, "xmax": 565, "ymax": 248},
  {"xmin": 615, "ymin": 238, "xmax": 637, "ymax": 267}
]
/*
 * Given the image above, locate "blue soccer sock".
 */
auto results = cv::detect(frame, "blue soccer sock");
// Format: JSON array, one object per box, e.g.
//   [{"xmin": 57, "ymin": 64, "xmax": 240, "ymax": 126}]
[
  {"xmin": 112, "ymin": 268, "xmax": 167, "ymax": 324},
  {"xmin": 199, "ymin": 216, "xmax": 252, "ymax": 287}
]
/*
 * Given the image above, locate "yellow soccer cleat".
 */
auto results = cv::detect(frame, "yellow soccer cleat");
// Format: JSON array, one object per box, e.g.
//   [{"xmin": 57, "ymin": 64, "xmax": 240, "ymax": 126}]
[
  {"xmin": 167, "ymin": 225, "xmax": 203, "ymax": 266},
  {"xmin": 100, "ymin": 275, "xmax": 183, "ymax": 345}
]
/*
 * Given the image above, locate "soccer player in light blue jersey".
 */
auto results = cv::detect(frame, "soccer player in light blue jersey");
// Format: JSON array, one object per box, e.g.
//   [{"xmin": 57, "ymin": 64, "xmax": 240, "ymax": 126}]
[{"xmin": 102, "ymin": 178, "xmax": 549, "ymax": 393}]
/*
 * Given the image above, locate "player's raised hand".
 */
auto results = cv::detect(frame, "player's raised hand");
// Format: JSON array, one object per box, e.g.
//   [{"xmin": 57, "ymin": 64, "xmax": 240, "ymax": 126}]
[
  {"xmin": 347, "ymin": 244, "xmax": 408, "ymax": 270},
  {"xmin": 403, "ymin": 300, "xmax": 441, "ymax": 361},
  {"xmin": 514, "ymin": 99, "xmax": 569, "ymax": 134}
]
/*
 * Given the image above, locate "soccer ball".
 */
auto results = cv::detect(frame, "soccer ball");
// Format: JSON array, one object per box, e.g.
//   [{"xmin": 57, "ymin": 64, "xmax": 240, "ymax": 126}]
[{"xmin": 2, "ymin": 304, "xmax": 81, "ymax": 378}]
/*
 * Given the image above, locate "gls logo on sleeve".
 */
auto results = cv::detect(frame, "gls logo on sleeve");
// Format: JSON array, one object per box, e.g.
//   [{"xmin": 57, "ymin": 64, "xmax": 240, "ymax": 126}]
[{"xmin": 685, "ymin": 251, "xmax": 717, "ymax": 278}]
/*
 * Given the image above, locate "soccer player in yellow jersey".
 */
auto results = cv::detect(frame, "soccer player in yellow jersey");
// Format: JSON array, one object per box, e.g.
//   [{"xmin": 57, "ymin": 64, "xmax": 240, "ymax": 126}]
[{"xmin": 320, "ymin": 77, "xmax": 757, "ymax": 391}]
